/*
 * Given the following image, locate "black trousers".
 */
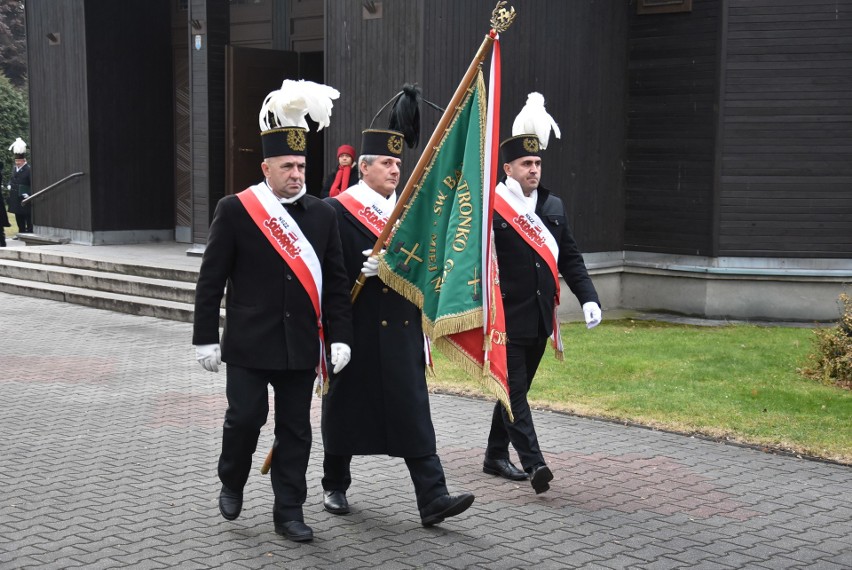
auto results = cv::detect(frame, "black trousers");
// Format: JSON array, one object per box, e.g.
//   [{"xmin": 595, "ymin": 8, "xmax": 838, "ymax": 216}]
[
  {"xmin": 322, "ymin": 452, "xmax": 447, "ymax": 510},
  {"xmin": 15, "ymin": 213, "xmax": 32, "ymax": 233},
  {"xmin": 486, "ymin": 338, "xmax": 548, "ymax": 470},
  {"xmin": 218, "ymin": 364, "xmax": 315, "ymax": 522}
]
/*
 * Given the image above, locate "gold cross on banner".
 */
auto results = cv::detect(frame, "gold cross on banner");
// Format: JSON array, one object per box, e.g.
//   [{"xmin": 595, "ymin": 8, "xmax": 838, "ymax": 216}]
[
  {"xmin": 400, "ymin": 243, "xmax": 423, "ymax": 265},
  {"xmin": 393, "ymin": 241, "xmax": 423, "ymax": 273},
  {"xmin": 468, "ymin": 267, "xmax": 481, "ymax": 301}
]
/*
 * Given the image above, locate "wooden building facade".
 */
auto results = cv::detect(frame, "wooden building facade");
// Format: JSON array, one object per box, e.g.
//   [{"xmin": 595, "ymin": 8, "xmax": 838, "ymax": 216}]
[
  {"xmin": 25, "ymin": 0, "xmax": 175, "ymax": 244},
  {"xmin": 626, "ymin": 0, "xmax": 852, "ymax": 259},
  {"xmin": 22, "ymin": 0, "xmax": 852, "ymax": 320}
]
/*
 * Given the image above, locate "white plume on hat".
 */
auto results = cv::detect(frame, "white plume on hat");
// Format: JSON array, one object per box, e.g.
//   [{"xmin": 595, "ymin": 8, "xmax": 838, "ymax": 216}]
[
  {"xmin": 8, "ymin": 137, "xmax": 27, "ymax": 154},
  {"xmin": 259, "ymin": 79, "xmax": 340, "ymax": 132},
  {"xmin": 511, "ymin": 92, "xmax": 561, "ymax": 150}
]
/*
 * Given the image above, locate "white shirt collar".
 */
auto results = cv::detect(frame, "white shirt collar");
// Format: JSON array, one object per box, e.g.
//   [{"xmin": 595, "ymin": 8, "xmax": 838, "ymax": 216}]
[
  {"xmin": 264, "ymin": 180, "xmax": 307, "ymax": 204},
  {"xmin": 347, "ymin": 180, "xmax": 397, "ymax": 210},
  {"xmin": 505, "ymin": 177, "xmax": 537, "ymax": 213}
]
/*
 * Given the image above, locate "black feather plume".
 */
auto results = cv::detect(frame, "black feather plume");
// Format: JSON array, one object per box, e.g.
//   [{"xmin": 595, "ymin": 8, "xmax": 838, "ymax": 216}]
[{"xmin": 388, "ymin": 83, "xmax": 422, "ymax": 149}]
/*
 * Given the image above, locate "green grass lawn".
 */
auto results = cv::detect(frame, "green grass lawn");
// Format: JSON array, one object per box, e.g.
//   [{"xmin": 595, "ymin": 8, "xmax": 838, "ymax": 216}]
[{"xmin": 429, "ymin": 319, "xmax": 852, "ymax": 465}]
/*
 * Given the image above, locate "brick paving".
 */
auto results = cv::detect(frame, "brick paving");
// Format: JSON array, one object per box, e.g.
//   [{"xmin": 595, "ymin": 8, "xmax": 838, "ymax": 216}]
[{"xmin": 1, "ymin": 292, "xmax": 850, "ymax": 569}]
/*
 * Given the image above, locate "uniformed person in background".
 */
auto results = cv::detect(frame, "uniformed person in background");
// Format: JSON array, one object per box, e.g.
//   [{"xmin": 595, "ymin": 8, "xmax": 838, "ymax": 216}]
[
  {"xmin": 8, "ymin": 137, "xmax": 32, "ymax": 234},
  {"xmin": 0, "ymin": 161, "xmax": 9, "ymax": 246}
]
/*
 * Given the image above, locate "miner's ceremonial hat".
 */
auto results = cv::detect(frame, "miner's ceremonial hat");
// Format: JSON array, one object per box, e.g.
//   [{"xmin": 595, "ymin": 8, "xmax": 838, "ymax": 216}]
[
  {"xmin": 500, "ymin": 134, "xmax": 541, "ymax": 163},
  {"xmin": 501, "ymin": 92, "xmax": 561, "ymax": 163},
  {"xmin": 9, "ymin": 137, "xmax": 27, "ymax": 159},
  {"xmin": 258, "ymin": 79, "xmax": 340, "ymax": 158},
  {"xmin": 360, "ymin": 128, "xmax": 405, "ymax": 158},
  {"xmin": 362, "ymin": 83, "xmax": 444, "ymax": 158}
]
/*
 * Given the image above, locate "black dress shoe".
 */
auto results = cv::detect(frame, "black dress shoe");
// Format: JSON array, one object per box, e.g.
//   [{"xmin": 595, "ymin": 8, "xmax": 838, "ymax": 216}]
[
  {"xmin": 483, "ymin": 457, "xmax": 528, "ymax": 481},
  {"xmin": 218, "ymin": 485, "xmax": 243, "ymax": 520},
  {"xmin": 274, "ymin": 520, "xmax": 314, "ymax": 542},
  {"xmin": 529, "ymin": 464, "xmax": 553, "ymax": 494},
  {"xmin": 322, "ymin": 490, "xmax": 350, "ymax": 514},
  {"xmin": 420, "ymin": 492, "xmax": 475, "ymax": 527}
]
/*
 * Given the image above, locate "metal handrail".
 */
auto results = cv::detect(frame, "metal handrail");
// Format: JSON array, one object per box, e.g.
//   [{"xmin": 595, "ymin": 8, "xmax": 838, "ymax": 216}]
[{"xmin": 21, "ymin": 171, "xmax": 85, "ymax": 204}]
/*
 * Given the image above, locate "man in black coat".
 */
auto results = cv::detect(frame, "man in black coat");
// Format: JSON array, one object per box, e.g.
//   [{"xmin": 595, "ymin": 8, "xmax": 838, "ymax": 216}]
[
  {"xmin": 320, "ymin": 128, "xmax": 474, "ymax": 527},
  {"xmin": 8, "ymin": 148, "xmax": 32, "ymax": 233},
  {"xmin": 0, "ymin": 162, "xmax": 9, "ymax": 246},
  {"xmin": 483, "ymin": 132, "xmax": 602, "ymax": 495},
  {"xmin": 192, "ymin": 84, "xmax": 353, "ymax": 542}
]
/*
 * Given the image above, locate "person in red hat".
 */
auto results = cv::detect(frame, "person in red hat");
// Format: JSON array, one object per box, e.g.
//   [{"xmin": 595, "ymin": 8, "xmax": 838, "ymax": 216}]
[{"xmin": 321, "ymin": 144, "xmax": 357, "ymax": 198}]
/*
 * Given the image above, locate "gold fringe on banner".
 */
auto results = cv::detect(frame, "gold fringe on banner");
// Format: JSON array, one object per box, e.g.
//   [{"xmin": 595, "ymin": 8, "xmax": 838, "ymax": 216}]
[
  {"xmin": 377, "ymin": 261, "xmax": 423, "ymax": 307},
  {"xmin": 431, "ymin": 312, "xmax": 483, "ymax": 339},
  {"xmin": 434, "ymin": 336, "xmax": 514, "ymax": 422},
  {"xmin": 552, "ymin": 336, "xmax": 564, "ymax": 361},
  {"xmin": 378, "ymin": 261, "xmax": 483, "ymax": 342}
]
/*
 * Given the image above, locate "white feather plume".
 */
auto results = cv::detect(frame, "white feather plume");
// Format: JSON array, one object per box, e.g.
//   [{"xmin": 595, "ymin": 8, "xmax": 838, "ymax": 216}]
[
  {"xmin": 8, "ymin": 137, "xmax": 27, "ymax": 154},
  {"xmin": 511, "ymin": 92, "xmax": 561, "ymax": 150},
  {"xmin": 258, "ymin": 79, "xmax": 340, "ymax": 132}
]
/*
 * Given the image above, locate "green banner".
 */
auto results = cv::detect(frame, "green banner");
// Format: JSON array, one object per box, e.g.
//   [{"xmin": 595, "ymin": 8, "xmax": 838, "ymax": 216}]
[{"xmin": 379, "ymin": 72, "xmax": 487, "ymax": 341}]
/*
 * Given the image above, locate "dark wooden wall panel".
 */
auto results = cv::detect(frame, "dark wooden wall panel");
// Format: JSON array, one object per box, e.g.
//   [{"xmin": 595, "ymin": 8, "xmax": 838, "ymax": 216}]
[
  {"xmin": 326, "ymin": 0, "xmax": 628, "ymax": 253},
  {"xmin": 422, "ymin": 0, "xmax": 628, "ymax": 253},
  {"xmin": 625, "ymin": 0, "xmax": 719, "ymax": 255},
  {"xmin": 206, "ymin": 3, "xmax": 228, "ymax": 225},
  {"xmin": 718, "ymin": 0, "xmax": 852, "ymax": 257},
  {"xmin": 85, "ymin": 0, "xmax": 174, "ymax": 232},
  {"xmin": 230, "ymin": 1, "xmax": 272, "ymax": 48},
  {"xmin": 288, "ymin": 0, "xmax": 323, "ymax": 52},
  {"xmin": 25, "ymin": 0, "xmax": 91, "ymax": 231},
  {"xmin": 324, "ymin": 0, "xmax": 424, "ymax": 184}
]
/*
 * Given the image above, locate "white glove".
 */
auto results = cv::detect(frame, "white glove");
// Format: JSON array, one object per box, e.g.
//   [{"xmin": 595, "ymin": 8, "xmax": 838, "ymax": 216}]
[
  {"xmin": 361, "ymin": 249, "xmax": 380, "ymax": 277},
  {"xmin": 582, "ymin": 302, "xmax": 602, "ymax": 329},
  {"xmin": 330, "ymin": 342, "xmax": 351, "ymax": 374},
  {"xmin": 21, "ymin": 194, "xmax": 28, "ymax": 199},
  {"xmin": 195, "ymin": 343, "xmax": 221, "ymax": 372}
]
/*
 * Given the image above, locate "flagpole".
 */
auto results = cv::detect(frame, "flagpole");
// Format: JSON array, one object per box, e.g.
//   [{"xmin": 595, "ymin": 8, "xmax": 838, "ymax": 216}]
[{"xmin": 351, "ymin": 1, "xmax": 517, "ymax": 303}]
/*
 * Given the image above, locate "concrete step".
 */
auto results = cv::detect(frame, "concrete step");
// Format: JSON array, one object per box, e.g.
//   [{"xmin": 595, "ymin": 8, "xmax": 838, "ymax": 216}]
[
  {"xmin": 0, "ymin": 244, "xmax": 223, "ymax": 325},
  {"xmin": 0, "ymin": 258, "xmax": 197, "ymax": 304},
  {"xmin": 15, "ymin": 233, "xmax": 71, "ymax": 245},
  {"xmin": 0, "ymin": 247, "xmax": 199, "ymax": 282},
  {"xmin": 0, "ymin": 275, "xmax": 201, "ymax": 323}
]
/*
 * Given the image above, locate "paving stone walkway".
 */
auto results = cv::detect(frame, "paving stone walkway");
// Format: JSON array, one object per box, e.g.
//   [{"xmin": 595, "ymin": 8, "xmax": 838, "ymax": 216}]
[{"xmin": 1, "ymin": 293, "xmax": 850, "ymax": 569}]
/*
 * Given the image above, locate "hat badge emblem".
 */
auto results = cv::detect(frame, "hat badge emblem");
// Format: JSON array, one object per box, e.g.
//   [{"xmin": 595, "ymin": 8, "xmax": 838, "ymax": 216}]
[
  {"xmin": 387, "ymin": 135, "xmax": 403, "ymax": 155},
  {"xmin": 287, "ymin": 129, "xmax": 307, "ymax": 152},
  {"xmin": 523, "ymin": 137, "xmax": 539, "ymax": 153}
]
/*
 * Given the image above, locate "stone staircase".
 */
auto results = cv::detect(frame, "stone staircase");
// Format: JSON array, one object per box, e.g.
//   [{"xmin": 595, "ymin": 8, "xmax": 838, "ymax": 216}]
[{"xmin": 0, "ymin": 246, "xmax": 215, "ymax": 323}]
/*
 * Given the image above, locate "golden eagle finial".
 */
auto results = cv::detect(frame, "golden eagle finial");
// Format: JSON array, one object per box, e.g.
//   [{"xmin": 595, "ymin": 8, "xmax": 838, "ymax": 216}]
[{"xmin": 490, "ymin": 1, "xmax": 516, "ymax": 34}]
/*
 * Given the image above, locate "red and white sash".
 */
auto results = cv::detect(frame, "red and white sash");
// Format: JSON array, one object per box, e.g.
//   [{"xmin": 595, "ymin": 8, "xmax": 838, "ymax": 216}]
[
  {"xmin": 494, "ymin": 182, "xmax": 564, "ymax": 357},
  {"xmin": 236, "ymin": 183, "xmax": 329, "ymax": 381},
  {"xmin": 335, "ymin": 181, "xmax": 395, "ymax": 239},
  {"xmin": 335, "ymin": 182, "xmax": 434, "ymax": 368}
]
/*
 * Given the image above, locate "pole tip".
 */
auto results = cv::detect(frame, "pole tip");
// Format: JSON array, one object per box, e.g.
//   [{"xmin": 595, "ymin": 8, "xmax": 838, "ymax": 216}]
[{"xmin": 491, "ymin": 1, "xmax": 516, "ymax": 33}]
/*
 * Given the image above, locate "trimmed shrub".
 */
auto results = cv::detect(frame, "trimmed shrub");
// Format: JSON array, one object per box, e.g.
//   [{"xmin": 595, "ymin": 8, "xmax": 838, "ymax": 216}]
[{"xmin": 801, "ymin": 293, "xmax": 852, "ymax": 390}]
